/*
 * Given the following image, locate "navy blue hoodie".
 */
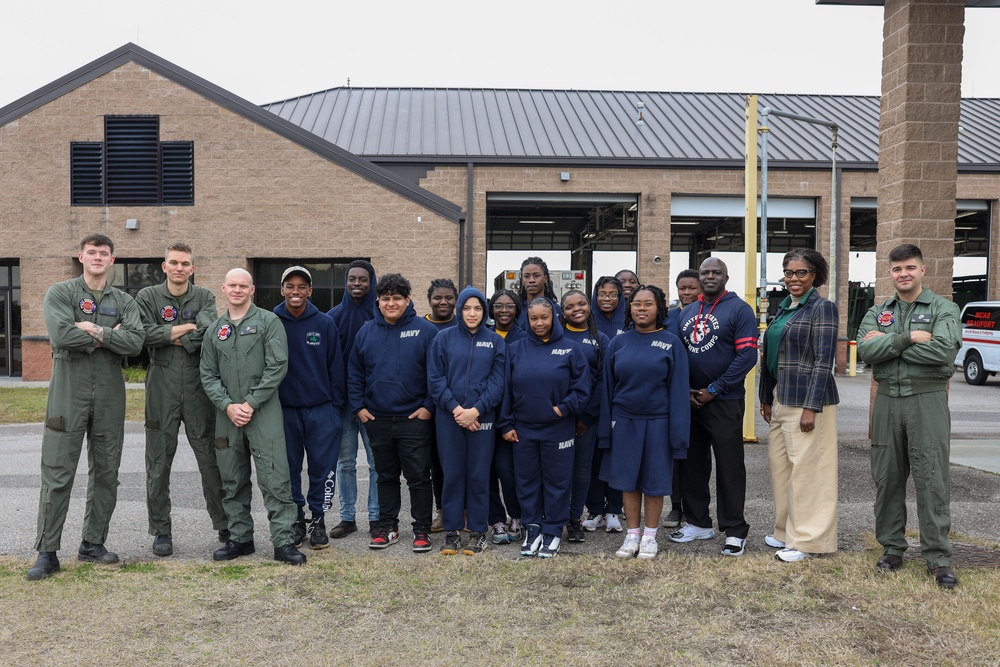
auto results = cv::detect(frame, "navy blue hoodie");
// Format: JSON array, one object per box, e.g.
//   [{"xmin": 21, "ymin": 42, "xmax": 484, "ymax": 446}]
[
  {"xmin": 678, "ymin": 291, "xmax": 758, "ymax": 399},
  {"xmin": 491, "ymin": 321, "xmax": 527, "ymax": 346},
  {"xmin": 499, "ymin": 309, "xmax": 590, "ymax": 438},
  {"xmin": 327, "ymin": 264, "xmax": 378, "ymax": 363},
  {"xmin": 516, "ymin": 296, "xmax": 561, "ymax": 330},
  {"xmin": 274, "ymin": 300, "xmax": 345, "ymax": 409},
  {"xmin": 593, "ymin": 283, "xmax": 626, "ymax": 339},
  {"xmin": 347, "ymin": 298, "xmax": 439, "ymax": 417},
  {"xmin": 427, "ymin": 286, "xmax": 507, "ymax": 419},
  {"xmin": 424, "ymin": 313, "xmax": 458, "ymax": 331},
  {"xmin": 561, "ymin": 324, "xmax": 609, "ymax": 427}
]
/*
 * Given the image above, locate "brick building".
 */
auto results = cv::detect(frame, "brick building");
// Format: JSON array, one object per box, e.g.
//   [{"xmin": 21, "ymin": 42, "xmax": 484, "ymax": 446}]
[{"xmin": 2, "ymin": 43, "xmax": 998, "ymax": 379}]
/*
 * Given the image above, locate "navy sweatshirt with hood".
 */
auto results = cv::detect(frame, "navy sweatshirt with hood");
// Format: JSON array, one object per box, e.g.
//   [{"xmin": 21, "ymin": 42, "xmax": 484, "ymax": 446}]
[
  {"xmin": 499, "ymin": 310, "xmax": 590, "ymax": 439},
  {"xmin": 592, "ymin": 283, "xmax": 626, "ymax": 339},
  {"xmin": 274, "ymin": 300, "xmax": 345, "ymax": 409},
  {"xmin": 348, "ymin": 299, "xmax": 439, "ymax": 418},
  {"xmin": 427, "ymin": 286, "xmax": 507, "ymax": 419},
  {"xmin": 327, "ymin": 264, "xmax": 378, "ymax": 364},
  {"xmin": 561, "ymin": 324, "xmax": 609, "ymax": 427},
  {"xmin": 678, "ymin": 291, "xmax": 758, "ymax": 399}
]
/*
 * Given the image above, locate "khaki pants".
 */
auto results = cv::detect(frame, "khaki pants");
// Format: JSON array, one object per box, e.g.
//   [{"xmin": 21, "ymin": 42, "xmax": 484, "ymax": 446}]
[{"xmin": 768, "ymin": 401, "xmax": 838, "ymax": 553}]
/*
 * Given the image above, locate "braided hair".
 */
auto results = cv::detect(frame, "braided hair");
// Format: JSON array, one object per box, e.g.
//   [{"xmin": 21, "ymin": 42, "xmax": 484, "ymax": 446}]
[
  {"xmin": 560, "ymin": 289, "xmax": 603, "ymax": 366},
  {"xmin": 518, "ymin": 256, "xmax": 558, "ymax": 304},
  {"xmin": 623, "ymin": 284, "xmax": 669, "ymax": 331},
  {"xmin": 426, "ymin": 278, "xmax": 458, "ymax": 301}
]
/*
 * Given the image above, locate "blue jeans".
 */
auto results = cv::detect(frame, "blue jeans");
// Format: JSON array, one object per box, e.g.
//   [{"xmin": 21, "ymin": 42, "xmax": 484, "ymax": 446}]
[{"xmin": 336, "ymin": 409, "xmax": 379, "ymax": 523}]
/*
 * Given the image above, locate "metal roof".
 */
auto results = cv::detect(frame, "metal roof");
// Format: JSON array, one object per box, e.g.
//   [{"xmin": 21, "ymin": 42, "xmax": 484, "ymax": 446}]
[
  {"xmin": 265, "ymin": 88, "xmax": 1000, "ymax": 170},
  {"xmin": 0, "ymin": 44, "xmax": 463, "ymax": 222}
]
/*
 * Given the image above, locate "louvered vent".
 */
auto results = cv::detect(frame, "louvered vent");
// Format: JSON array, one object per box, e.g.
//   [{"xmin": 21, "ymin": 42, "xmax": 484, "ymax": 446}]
[
  {"xmin": 105, "ymin": 116, "xmax": 160, "ymax": 205},
  {"xmin": 161, "ymin": 142, "xmax": 194, "ymax": 205},
  {"xmin": 70, "ymin": 142, "xmax": 104, "ymax": 205}
]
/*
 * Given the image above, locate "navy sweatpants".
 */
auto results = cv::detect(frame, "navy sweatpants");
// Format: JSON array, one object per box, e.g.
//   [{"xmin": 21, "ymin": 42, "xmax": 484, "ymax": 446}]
[
  {"xmin": 437, "ymin": 414, "xmax": 496, "ymax": 533},
  {"xmin": 489, "ymin": 436, "xmax": 521, "ymax": 524},
  {"xmin": 512, "ymin": 423, "xmax": 575, "ymax": 536},
  {"xmin": 282, "ymin": 402, "xmax": 342, "ymax": 518}
]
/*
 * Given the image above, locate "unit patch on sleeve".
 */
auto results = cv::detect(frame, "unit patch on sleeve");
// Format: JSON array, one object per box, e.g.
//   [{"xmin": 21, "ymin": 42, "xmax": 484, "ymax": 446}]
[
  {"xmin": 160, "ymin": 305, "xmax": 178, "ymax": 322},
  {"xmin": 876, "ymin": 310, "xmax": 895, "ymax": 327}
]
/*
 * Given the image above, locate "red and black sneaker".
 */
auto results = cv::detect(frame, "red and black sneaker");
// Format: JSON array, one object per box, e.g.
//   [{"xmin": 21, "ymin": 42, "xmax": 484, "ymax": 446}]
[
  {"xmin": 369, "ymin": 528, "xmax": 399, "ymax": 550},
  {"xmin": 412, "ymin": 531, "xmax": 433, "ymax": 553}
]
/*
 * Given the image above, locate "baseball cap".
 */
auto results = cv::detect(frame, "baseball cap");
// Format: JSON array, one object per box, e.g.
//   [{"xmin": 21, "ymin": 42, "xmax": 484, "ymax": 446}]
[{"xmin": 281, "ymin": 266, "xmax": 312, "ymax": 285}]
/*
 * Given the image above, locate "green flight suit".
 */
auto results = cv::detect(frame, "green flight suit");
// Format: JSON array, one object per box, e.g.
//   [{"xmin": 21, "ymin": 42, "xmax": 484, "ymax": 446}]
[
  {"xmin": 856, "ymin": 288, "xmax": 961, "ymax": 568},
  {"xmin": 35, "ymin": 276, "xmax": 144, "ymax": 552},
  {"xmin": 200, "ymin": 303, "xmax": 295, "ymax": 547},
  {"xmin": 136, "ymin": 281, "xmax": 226, "ymax": 536}
]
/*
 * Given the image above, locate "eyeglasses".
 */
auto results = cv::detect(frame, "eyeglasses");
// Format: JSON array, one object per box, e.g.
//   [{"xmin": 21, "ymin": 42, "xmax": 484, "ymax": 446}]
[
  {"xmin": 596, "ymin": 292, "xmax": 619, "ymax": 300},
  {"xmin": 782, "ymin": 269, "xmax": 815, "ymax": 279},
  {"xmin": 493, "ymin": 304, "xmax": 517, "ymax": 311}
]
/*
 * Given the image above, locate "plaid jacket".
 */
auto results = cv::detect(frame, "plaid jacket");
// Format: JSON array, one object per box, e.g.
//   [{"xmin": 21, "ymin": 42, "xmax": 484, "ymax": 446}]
[{"xmin": 758, "ymin": 293, "xmax": 840, "ymax": 412}]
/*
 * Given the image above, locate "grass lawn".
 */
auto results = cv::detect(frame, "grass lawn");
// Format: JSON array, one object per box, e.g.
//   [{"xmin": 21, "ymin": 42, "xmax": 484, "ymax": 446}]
[{"xmin": 0, "ymin": 387, "xmax": 145, "ymax": 424}]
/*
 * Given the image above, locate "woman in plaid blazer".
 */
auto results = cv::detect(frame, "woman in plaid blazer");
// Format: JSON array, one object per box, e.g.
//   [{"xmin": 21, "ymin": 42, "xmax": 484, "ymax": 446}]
[{"xmin": 759, "ymin": 248, "xmax": 840, "ymax": 562}]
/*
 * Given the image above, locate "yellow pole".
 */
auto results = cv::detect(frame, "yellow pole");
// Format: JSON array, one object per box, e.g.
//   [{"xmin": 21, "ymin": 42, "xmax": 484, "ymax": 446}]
[
  {"xmin": 849, "ymin": 340, "xmax": 857, "ymax": 377},
  {"xmin": 743, "ymin": 95, "xmax": 760, "ymax": 443}
]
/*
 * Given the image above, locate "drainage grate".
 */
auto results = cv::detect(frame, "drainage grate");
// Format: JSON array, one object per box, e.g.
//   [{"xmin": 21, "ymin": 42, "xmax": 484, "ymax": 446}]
[{"xmin": 902, "ymin": 540, "xmax": 1000, "ymax": 568}]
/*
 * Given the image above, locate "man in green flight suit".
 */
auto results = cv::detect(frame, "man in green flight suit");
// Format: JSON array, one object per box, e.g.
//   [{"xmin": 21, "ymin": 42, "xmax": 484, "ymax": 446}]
[
  {"xmin": 28, "ymin": 234, "xmax": 145, "ymax": 581},
  {"xmin": 200, "ymin": 268, "xmax": 306, "ymax": 565},
  {"xmin": 136, "ymin": 242, "xmax": 228, "ymax": 557},
  {"xmin": 857, "ymin": 243, "xmax": 961, "ymax": 589}
]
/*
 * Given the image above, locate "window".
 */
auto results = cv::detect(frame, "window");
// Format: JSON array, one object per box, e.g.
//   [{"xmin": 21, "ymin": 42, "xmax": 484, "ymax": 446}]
[
  {"xmin": 0, "ymin": 262, "xmax": 21, "ymax": 377},
  {"xmin": 70, "ymin": 116, "xmax": 194, "ymax": 206},
  {"xmin": 107, "ymin": 259, "xmax": 166, "ymax": 298},
  {"xmin": 254, "ymin": 260, "xmax": 359, "ymax": 313}
]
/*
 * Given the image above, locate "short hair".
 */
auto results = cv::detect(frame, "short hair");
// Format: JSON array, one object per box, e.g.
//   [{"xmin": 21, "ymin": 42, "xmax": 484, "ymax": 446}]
[
  {"xmin": 80, "ymin": 233, "xmax": 115, "ymax": 255},
  {"xmin": 594, "ymin": 275, "xmax": 623, "ymax": 297},
  {"xmin": 615, "ymin": 269, "xmax": 639, "ymax": 283},
  {"xmin": 375, "ymin": 273, "xmax": 411, "ymax": 298},
  {"xmin": 518, "ymin": 257, "xmax": 557, "ymax": 302},
  {"xmin": 347, "ymin": 259, "xmax": 376, "ymax": 282},
  {"xmin": 675, "ymin": 269, "xmax": 700, "ymax": 285},
  {"xmin": 165, "ymin": 242, "xmax": 193, "ymax": 261},
  {"xmin": 427, "ymin": 278, "xmax": 458, "ymax": 301},
  {"xmin": 888, "ymin": 244, "xmax": 923, "ymax": 264},
  {"xmin": 623, "ymin": 284, "xmax": 668, "ymax": 331},
  {"xmin": 782, "ymin": 248, "xmax": 829, "ymax": 287},
  {"xmin": 489, "ymin": 289, "xmax": 522, "ymax": 319}
]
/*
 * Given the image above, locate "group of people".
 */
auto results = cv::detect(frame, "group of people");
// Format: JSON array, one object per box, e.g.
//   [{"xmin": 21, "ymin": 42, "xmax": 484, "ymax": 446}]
[{"xmin": 26, "ymin": 235, "xmax": 961, "ymax": 590}]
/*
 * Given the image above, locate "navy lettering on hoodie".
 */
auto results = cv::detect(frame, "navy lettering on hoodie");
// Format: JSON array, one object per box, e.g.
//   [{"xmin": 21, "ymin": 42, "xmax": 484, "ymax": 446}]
[
  {"xmin": 679, "ymin": 291, "xmax": 758, "ymax": 399},
  {"xmin": 274, "ymin": 301, "xmax": 345, "ymax": 409},
  {"xmin": 347, "ymin": 300, "xmax": 439, "ymax": 418},
  {"xmin": 499, "ymin": 311, "xmax": 591, "ymax": 438},
  {"xmin": 427, "ymin": 286, "xmax": 507, "ymax": 420}
]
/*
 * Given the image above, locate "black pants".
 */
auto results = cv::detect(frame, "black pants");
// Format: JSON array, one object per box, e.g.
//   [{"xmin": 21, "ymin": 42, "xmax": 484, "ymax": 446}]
[
  {"xmin": 366, "ymin": 416, "xmax": 434, "ymax": 533},
  {"xmin": 679, "ymin": 398, "xmax": 749, "ymax": 539}
]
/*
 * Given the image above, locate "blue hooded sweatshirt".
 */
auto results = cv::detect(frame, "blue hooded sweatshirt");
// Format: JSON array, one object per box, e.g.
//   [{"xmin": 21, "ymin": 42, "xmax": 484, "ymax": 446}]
[
  {"xmin": 499, "ymin": 307, "xmax": 590, "ymax": 438},
  {"xmin": 593, "ymin": 283, "xmax": 626, "ymax": 339},
  {"xmin": 274, "ymin": 300, "xmax": 345, "ymax": 409},
  {"xmin": 347, "ymin": 298, "xmax": 439, "ymax": 418},
  {"xmin": 561, "ymin": 323, "xmax": 610, "ymax": 427},
  {"xmin": 327, "ymin": 263, "xmax": 377, "ymax": 363},
  {"xmin": 597, "ymin": 327, "xmax": 690, "ymax": 458},
  {"xmin": 678, "ymin": 290, "xmax": 758, "ymax": 399},
  {"xmin": 427, "ymin": 286, "xmax": 507, "ymax": 419},
  {"xmin": 490, "ymin": 321, "xmax": 527, "ymax": 345}
]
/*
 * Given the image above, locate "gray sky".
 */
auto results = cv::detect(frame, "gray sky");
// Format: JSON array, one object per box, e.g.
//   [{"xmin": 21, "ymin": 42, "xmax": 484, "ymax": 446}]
[{"xmin": 4, "ymin": 0, "xmax": 1000, "ymax": 109}]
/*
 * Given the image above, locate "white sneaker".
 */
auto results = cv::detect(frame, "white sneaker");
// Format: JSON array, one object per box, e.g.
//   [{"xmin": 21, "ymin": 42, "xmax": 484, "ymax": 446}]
[
  {"xmin": 668, "ymin": 523, "xmax": 717, "ymax": 543},
  {"xmin": 637, "ymin": 536, "xmax": 659, "ymax": 560},
  {"xmin": 615, "ymin": 534, "xmax": 640, "ymax": 558},
  {"xmin": 721, "ymin": 536, "xmax": 746, "ymax": 556},
  {"xmin": 605, "ymin": 514, "xmax": 623, "ymax": 533},
  {"xmin": 775, "ymin": 548, "xmax": 811, "ymax": 562},
  {"xmin": 764, "ymin": 534, "xmax": 785, "ymax": 549},
  {"xmin": 582, "ymin": 513, "xmax": 605, "ymax": 532}
]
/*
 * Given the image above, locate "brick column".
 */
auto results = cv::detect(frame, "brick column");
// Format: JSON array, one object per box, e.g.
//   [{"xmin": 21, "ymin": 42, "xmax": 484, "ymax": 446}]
[{"xmin": 877, "ymin": 0, "xmax": 965, "ymax": 301}]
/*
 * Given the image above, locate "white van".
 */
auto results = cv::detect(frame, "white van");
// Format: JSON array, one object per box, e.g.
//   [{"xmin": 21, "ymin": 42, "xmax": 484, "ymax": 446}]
[{"xmin": 956, "ymin": 301, "xmax": 1000, "ymax": 385}]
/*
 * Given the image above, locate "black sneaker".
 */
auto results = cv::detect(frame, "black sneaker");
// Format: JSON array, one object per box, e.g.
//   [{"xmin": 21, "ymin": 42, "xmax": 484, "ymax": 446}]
[
  {"xmin": 152, "ymin": 534, "xmax": 174, "ymax": 557},
  {"xmin": 440, "ymin": 530, "xmax": 462, "ymax": 555},
  {"xmin": 328, "ymin": 520, "xmax": 357, "ymax": 539},
  {"xmin": 463, "ymin": 531, "xmax": 489, "ymax": 555},
  {"xmin": 412, "ymin": 531, "xmax": 433, "ymax": 553},
  {"xmin": 566, "ymin": 519, "xmax": 586, "ymax": 543},
  {"xmin": 213, "ymin": 539, "xmax": 255, "ymax": 561},
  {"xmin": 520, "ymin": 523, "xmax": 543, "ymax": 557},
  {"xmin": 78, "ymin": 540, "xmax": 119, "ymax": 564},
  {"xmin": 308, "ymin": 516, "xmax": 329, "ymax": 550},
  {"xmin": 274, "ymin": 544, "xmax": 307, "ymax": 565},
  {"xmin": 291, "ymin": 518, "xmax": 307, "ymax": 547}
]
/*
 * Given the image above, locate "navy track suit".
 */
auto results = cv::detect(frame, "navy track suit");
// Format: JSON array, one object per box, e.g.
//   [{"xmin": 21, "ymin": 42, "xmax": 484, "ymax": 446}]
[
  {"xmin": 424, "ymin": 312, "xmax": 458, "ymax": 513},
  {"xmin": 586, "ymin": 292, "xmax": 625, "ymax": 519},
  {"xmin": 274, "ymin": 301, "xmax": 345, "ymax": 520},
  {"xmin": 348, "ymin": 300, "xmax": 439, "ymax": 533},
  {"xmin": 487, "ymin": 322, "xmax": 528, "ymax": 525},
  {"xmin": 678, "ymin": 291, "xmax": 758, "ymax": 539},
  {"xmin": 598, "ymin": 328, "xmax": 691, "ymax": 496},
  {"xmin": 427, "ymin": 287, "xmax": 507, "ymax": 534},
  {"xmin": 499, "ymin": 315, "xmax": 590, "ymax": 537},
  {"xmin": 561, "ymin": 324, "xmax": 610, "ymax": 522}
]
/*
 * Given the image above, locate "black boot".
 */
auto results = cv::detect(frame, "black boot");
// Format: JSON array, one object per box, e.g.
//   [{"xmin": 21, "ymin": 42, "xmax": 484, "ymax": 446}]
[
  {"xmin": 274, "ymin": 544, "xmax": 307, "ymax": 565},
  {"xmin": 212, "ymin": 539, "xmax": 255, "ymax": 561},
  {"xmin": 218, "ymin": 529, "xmax": 231, "ymax": 543},
  {"xmin": 152, "ymin": 534, "xmax": 173, "ymax": 557},
  {"xmin": 78, "ymin": 540, "xmax": 119, "ymax": 564},
  {"xmin": 27, "ymin": 552, "xmax": 60, "ymax": 581}
]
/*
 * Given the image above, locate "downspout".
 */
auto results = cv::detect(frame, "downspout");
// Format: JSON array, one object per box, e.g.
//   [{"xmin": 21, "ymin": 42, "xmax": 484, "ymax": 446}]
[{"xmin": 466, "ymin": 162, "xmax": 475, "ymax": 286}]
